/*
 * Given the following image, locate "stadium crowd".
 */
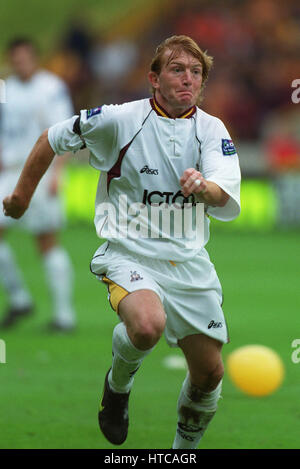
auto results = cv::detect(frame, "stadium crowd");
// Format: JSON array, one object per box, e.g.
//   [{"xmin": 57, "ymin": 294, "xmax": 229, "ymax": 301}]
[{"xmin": 47, "ymin": 0, "xmax": 300, "ymax": 147}]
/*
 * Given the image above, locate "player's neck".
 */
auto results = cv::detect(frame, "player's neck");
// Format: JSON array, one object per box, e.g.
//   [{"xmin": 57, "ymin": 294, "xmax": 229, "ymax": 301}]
[{"xmin": 153, "ymin": 93, "xmax": 194, "ymax": 119}]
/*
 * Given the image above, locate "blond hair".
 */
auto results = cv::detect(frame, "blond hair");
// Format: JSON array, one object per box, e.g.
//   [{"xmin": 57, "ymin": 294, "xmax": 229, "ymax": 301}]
[{"xmin": 150, "ymin": 35, "xmax": 213, "ymax": 104}]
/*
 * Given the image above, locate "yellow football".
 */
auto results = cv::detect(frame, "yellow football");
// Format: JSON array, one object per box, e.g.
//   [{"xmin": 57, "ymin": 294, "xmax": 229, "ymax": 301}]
[{"xmin": 227, "ymin": 345, "xmax": 284, "ymax": 396}]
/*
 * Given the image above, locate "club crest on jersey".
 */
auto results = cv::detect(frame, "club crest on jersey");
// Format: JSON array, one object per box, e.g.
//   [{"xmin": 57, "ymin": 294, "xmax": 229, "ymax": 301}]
[
  {"xmin": 130, "ymin": 271, "xmax": 143, "ymax": 282},
  {"xmin": 221, "ymin": 139, "xmax": 236, "ymax": 156},
  {"xmin": 86, "ymin": 106, "xmax": 102, "ymax": 119}
]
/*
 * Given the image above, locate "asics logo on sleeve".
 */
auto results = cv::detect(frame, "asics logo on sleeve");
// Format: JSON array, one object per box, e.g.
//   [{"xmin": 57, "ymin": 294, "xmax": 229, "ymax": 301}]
[{"xmin": 140, "ymin": 165, "xmax": 159, "ymax": 175}]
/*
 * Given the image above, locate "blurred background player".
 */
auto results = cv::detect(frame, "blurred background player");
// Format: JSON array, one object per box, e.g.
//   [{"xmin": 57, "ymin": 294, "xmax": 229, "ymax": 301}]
[{"xmin": 0, "ymin": 38, "xmax": 76, "ymax": 331}]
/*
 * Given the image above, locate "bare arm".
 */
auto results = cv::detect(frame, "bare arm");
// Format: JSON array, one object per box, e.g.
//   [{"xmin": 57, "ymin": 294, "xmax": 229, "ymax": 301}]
[
  {"xmin": 2, "ymin": 129, "xmax": 55, "ymax": 219},
  {"xmin": 48, "ymin": 152, "xmax": 71, "ymax": 196},
  {"xmin": 180, "ymin": 168, "xmax": 229, "ymax": 207}
]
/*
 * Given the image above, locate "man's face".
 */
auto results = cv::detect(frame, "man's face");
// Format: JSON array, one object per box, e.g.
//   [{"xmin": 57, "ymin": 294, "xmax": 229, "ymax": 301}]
[
  {"xmin": 148, "ymin": 48, "xmax": 203, "ymax": 116},
  {"xmin": 9, "ymin": 45, "xmax": 37, "ymax": 81}
]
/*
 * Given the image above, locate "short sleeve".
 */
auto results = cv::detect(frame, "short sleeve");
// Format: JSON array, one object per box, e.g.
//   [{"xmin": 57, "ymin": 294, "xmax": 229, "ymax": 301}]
[
  {"xmin": 47, "ymin": 104, "xmax": 122, "ymax": 168},
  {"xmin": 48, "ymin": 116, "xmax": 83, "ymax": 155},
  {"xmin": 48, "ymin": 100, "xmax": 148, "ymax": 168},
  {"xmin": 78, "ymin": 105, "xmax": 120, "ymax": 170},
  {"xmin": 200, "ymin": 117, "xmax": 241, "ymax": 221}
]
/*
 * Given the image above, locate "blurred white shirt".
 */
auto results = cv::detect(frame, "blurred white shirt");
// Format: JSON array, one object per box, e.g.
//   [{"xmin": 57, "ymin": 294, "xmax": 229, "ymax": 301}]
[{"xmin": 0, "ymin": 69, "xmax": 73, "ymax": 170}]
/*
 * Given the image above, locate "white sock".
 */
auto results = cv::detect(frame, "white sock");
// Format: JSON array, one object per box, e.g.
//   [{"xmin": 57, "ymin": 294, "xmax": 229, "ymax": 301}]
[
  {"xmin": 43, "ymin": 247, "xmax": 75, "ymax": 327},
  {"xmin": 0, "ymin": 241, "xmax": 32, "ymax": 309},
  {"xmin": 108, "ymin": 322, "xmax": 154, "ymax": 394},
  {"xmin": 172, "ymin": 374, "xmax": 222, "ymax": 449}
]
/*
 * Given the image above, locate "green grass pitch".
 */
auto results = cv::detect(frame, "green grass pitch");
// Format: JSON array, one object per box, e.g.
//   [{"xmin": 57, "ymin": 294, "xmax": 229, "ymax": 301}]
[{"xmin": 0, "ymin": 226, "xmax": 299, "ymax": 449}]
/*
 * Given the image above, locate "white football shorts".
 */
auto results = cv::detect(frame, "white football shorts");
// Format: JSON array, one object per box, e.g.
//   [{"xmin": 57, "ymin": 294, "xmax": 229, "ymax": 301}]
[
  {"xmin": 90, "ymin": 241, "xmax": 229, "ymax": 347},
  {"xmin": 0, "ymin": 168, "xmax": 64, "ymax": 234}
]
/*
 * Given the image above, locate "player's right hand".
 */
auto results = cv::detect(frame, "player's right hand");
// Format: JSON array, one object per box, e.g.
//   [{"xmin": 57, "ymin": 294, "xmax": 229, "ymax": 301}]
[
  {"xmin": 2, "ymin": 194, "xmax": 28, "ymax": 219},
  {"xmin": 180, "ymin": 168, "xmax": 208, "ymax": 197}
]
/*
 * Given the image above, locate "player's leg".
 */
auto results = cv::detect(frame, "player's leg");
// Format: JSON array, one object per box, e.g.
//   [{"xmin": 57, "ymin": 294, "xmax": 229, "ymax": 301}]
[
  {"xmin": 0, "ymin": 226, "xmax": 33, "ymax": 327},
  {"xmin": 99, "ymin": 288, "xmax": 166, "ymax": 445},
  {"xmin": 172, "ymin": 333, "xmax": 224, "ymax": 449},
  {"xmin": 36, "ymin": 231, "xmax": 76, "ymax": 330},
  {"xmin": 110, "ymin": 289, "xmax": 166, "ymax": 391}
]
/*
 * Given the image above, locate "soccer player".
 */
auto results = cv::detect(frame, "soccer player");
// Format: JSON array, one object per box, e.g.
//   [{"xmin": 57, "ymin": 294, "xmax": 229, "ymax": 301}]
[
  {"xmin": 0, "ymin": 38, "xmax": 76, "ymax": 331},
  {"xmin": 3, "ymin": 35, "xmax": 241, "ymax": 448}
]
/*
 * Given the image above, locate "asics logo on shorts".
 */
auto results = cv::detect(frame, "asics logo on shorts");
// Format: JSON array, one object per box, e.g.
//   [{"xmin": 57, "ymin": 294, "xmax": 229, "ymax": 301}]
[
  {"xmin": 140, "ymin": 165, "xmax": 159, "ymax": 175},
  {"xmin": 208, "ymin": 320, "xmax": 223, "ymax": 329}
]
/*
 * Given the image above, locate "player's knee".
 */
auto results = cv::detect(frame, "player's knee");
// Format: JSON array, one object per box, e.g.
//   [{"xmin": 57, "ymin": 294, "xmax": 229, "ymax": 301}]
[
  {"xmin": 210, "ymin": 361, "xmax": 224, "ymax": 385},
  {"xmin": 205, "ymin": 362, "xmax": 224, "ymax": 391},
  {"xmin": 192, "ymin": 361, "xmax": 224, "ymax": 392},
  {"xmin": 133, "ymin": 314, "xmax": 165, "ymax": 349}
]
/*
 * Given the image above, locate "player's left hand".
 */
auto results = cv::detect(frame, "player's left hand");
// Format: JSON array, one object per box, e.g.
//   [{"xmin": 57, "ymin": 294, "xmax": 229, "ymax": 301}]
[
  {"xmin": 180, "ymin": 168, "xmax": 208, "ymax": 197},
  {"xmin": 2, "ymin": 194, "xmax": 28, "ymax": 219}
]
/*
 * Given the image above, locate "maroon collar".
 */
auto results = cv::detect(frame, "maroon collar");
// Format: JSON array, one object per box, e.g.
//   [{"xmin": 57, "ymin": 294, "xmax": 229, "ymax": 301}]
[{"xmin": 150, "ymin": 97, "xmax": 196, "ymax": 119}]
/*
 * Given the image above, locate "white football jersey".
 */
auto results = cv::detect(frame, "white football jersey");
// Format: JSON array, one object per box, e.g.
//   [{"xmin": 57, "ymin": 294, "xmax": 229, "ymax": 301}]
[
  {"xmin": 0, "ymin": 70, "xmax": 73, "ymax": 169},
  {"xmin": 48, "ymin": 98, "xmax": 241, "ymax": 261}
]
